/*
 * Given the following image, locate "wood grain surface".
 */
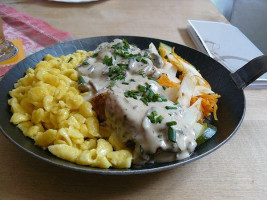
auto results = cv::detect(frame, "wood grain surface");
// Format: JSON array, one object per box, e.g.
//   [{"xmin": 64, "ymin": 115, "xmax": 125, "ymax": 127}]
[{"xmin": 1, "ymin": 0, "xmax": 267, "ymax": 199}]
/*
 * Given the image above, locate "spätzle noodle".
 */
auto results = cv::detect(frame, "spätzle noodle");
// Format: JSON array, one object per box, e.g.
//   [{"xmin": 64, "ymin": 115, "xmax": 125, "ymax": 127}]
[{"xmin": 9, "ymin": 51, "xmax": 133, "ymax": 169}]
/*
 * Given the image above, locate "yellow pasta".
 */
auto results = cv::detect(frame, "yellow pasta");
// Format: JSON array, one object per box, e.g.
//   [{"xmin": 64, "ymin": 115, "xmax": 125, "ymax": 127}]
[
  {"xmin": 8, "ymin": 51, "xmax": 133, "ymax": 169},
  {"xmin": 48, "ymin": 144, "xmax": 81, "ymax": 163},
  {"xmin": 76, "ymin": 139, "xmax": 113, "ymax": 168},
  {"xmin": 107, "ymin": 150, "xmax": 132, "ymax": 168}
]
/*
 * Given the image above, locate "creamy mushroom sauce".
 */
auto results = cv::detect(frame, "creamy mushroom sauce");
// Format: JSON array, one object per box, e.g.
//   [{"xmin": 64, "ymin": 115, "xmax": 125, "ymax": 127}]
[{"xmin": 77, "ymin": 39, "xmax": 197, "ymax": 165}]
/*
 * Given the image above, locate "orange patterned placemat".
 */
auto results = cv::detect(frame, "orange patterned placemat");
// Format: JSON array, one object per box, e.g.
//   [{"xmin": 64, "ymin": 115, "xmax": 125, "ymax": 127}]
[
  {"xmin": 0, "ymin": 3, "xmax": 74, "ymax": 76},
  {"xmin": 0, "ymin": 39, "xmax": 25, "ymax": 66}
]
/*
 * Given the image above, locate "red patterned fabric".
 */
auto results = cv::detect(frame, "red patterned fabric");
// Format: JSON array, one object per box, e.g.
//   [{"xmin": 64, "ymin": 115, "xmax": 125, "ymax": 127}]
[{"xmin": 0, "ymin": 3, "xmax": 74, "ymax": 76}]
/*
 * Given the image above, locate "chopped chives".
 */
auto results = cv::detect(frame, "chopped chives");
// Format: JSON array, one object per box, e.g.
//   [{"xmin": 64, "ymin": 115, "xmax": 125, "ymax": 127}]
[
  {"xmin": 103, "ymin": 55, "xmax": 113, "ymax": 66},
  {"xmin": 148, "ymin": 90, "xmax": 154, "ymax": 99},
  {"xmin": 138, "ymin": 85, "xmax": 146, "ymax": 92},
  {"xmin": 144, "ymin": 51, "xmax": 149, "ymax": 57},
  {"xmin": 147, "ymin": 76, "xmax": 158, "ymax": 82},
  {"xmin": 130, "ymin": 79, "xmax": 136, "ymax": 82},
  {"xmin": 92, "ymin": 53, "xmax": 98, "ymax": 58},
  {"xmin": 160, "ymin": 95, "xmax": 167, "ymax": 102},
  {"xmin": 108, "ymin": 64, "xmax": 127, "ymax": 80},
  {"xmin": 155, "ymin": 115, "xmax": 164, "ymax": 123},
  {"xmin": 141, "ymin": 58, "xmax": 148, "ymax": 64},
  {"xmin": 122, "ymin": 39, "xmax": 130, "ymax": 50},
  {"xmin": 124, "ymin": 90, "xmax": 139, "ymax": 99},
  {"xmin": 139, "ymin": 70, "xmax": 145, "ymax": 77},
  {"xmin": 140, "ymin": 97, "xmax": 148, "ymax": 106},
  {"xmin": 147, "ymin": 111, "xmax": 163, "ymax": 124},
  {"xmin": 165, "ymin": 106, "xmax": 177, "ymax": 110},
  {"xmin": 162, "ymin": 85, "xmax": 166, "ymax": 90},
  {"xmin": 122, "ymin": 82, "xmax": 129, "ymax": 85},
  {"xmin": 168, "ymin": 127, "xmax": 176, "ymax": 143},
  {"xmin": 68, "ymin": 57, "xmax": 73, "ymax": 63},
  {"xmin": 166, "ymin": 121, "xmax": 177, "ymax": 126},
  {"xmin": 149, "ymin": 118, "xmax": 156, "ymax": 123},
  {"xmin": 174, "ymin": 101, "xmax": 179, "ymax": 105},
  {"xmin": 109, "ymin": 81, "xmax": 116, "ymax": 87},
  {"xmin": 136, "ymin": 56, "xmax": 142, "ymax": 62},
  {"xmin": 82, "ymin": 61, "xmax": 89, "ymax": 65},
  {"xmin": 157, "ymin": 134, "xmax": 163, "ymax": 139},
  {"xmin": 78, "ymin": 75, "xmax": 86, "ymax": 84},
  {"xmin": 124, "ymin": 83, "xmax": 167, "ymax": 106},
  {"xmin": 151, "ymin": 111, "xmax": 157, "ymax": 116},
  {"xmin": 144, "ymin": 89, "xmax": 150, "ymax": 97}
]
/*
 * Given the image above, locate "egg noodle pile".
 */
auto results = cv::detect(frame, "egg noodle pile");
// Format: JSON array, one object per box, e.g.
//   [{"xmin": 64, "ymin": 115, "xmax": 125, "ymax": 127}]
[{"xmin": 9, "ymin": 50, "xmax": 132, "ymax": 169}]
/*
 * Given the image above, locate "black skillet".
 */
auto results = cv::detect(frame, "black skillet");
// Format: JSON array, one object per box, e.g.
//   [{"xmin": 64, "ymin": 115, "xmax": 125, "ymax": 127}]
[{"xmin": 0, "ymin": 36, "xmax": 266, "ymax": 175}]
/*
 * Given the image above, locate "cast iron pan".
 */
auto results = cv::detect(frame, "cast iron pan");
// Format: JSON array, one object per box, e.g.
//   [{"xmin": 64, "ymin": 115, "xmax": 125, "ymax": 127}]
[{"xmin": 0, "ymin": 36, "xmax": 266, "ymax": 175}]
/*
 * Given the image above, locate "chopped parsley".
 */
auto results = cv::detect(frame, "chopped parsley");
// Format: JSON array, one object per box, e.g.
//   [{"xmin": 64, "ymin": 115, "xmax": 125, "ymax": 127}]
[
  {"xmin": 157, "ymin": 134, "xmax": 163, "ymax": 139},
  {"xmin": 82, "ymin": 61, "xmax": 89, "ymax": 65},
  {"xmin": 103, "ymin": 55, "xmax": 113, "ymax": 66},
  {"xmin": 130, "ymin": 79, "xmax": 136, "ymax": 82},
  {"xmin": 162, "ymin": 85, "xmax": 167, "ymax": 90}
]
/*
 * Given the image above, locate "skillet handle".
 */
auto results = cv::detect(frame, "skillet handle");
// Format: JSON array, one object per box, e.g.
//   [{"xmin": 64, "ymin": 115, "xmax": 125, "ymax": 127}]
[{"xmin": 230, "ymin": 55, "xmax": 267, "ymax": 89}]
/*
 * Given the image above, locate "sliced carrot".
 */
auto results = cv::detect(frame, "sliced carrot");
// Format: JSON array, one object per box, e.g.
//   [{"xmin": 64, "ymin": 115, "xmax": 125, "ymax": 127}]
[
  {"xmin": 191, "ymin": 93, "xmax": 220, "ymax": 120},
  {"xmin": 157, "ymin": 73, "xmax": 180, "ymax": 88}
]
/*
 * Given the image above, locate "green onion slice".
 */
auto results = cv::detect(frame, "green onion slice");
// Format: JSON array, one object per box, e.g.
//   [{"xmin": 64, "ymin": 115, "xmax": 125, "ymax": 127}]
[{"xmin": 168, "ymin": 127, "xmax": 176, "ymax": 143}]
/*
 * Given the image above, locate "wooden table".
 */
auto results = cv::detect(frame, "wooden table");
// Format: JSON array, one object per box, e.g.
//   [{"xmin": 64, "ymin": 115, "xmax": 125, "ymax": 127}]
[{"xmin": 1, "ymin": 0, "xmax": 267, "ymax": 199}]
